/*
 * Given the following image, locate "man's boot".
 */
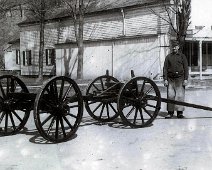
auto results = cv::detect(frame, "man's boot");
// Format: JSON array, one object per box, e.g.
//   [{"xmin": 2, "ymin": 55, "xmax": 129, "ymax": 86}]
[
  {"xmin": 177, "ymin": 111, "xmax": 184, "ymax": 118},
  {"xmin": 165, "ymin": 111, "xmax": 174, "ymax": 119}
]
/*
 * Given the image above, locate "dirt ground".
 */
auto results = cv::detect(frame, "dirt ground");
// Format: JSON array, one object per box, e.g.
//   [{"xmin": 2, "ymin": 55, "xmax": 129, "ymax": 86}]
[{"xmin": 0, "ymin": 87, "xmax": 212, "ymax": 170}]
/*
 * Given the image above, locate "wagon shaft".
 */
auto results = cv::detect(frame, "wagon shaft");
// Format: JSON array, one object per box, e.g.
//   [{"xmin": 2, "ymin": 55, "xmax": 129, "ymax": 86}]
[{"xmin": 161, "ymin": 97, "xmax": 212, "ymax": 111}]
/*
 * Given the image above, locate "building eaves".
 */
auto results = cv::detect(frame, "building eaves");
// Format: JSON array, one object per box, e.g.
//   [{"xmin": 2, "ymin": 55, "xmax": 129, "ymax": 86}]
[
  {"xmin": 8, "ymin": 38, "xmax": 20, "ymax": 44},
  {"xmin": 18, "ymin": 0, "xmax": 168, "ymax": 26}
]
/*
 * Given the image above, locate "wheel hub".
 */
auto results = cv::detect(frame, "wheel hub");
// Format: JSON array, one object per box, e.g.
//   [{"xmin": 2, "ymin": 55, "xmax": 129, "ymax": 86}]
[
  {"xmin": 136, "ymin": 97, "xmax": 147, "ymax": 107},
  {"xmin": 54, "ymin": 104, "xmax": 69, "ymax": 116},
  {"xmin": 3, "ymin": 99, "xmax": 16, "ymax": 111}
]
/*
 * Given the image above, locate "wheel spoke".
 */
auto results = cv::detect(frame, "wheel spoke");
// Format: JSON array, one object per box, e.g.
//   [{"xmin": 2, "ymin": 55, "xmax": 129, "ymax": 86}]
[
  {"xmin": 0, "ymin": 81, "xmax": 6, "ymax": 98},
  {"xmin": 108, "ymin": 103, "xmax": 118, "ymax": 114},
  {"xmin": 92, "ymin": 103, "xmax": 102, "ymax": 113},
  {"xmin": 12, "ymin": 111, "xmax": 23, "ymax": 122},
  {"xmin": 133, "ymin": 108, "xmax": 138, "ymax": 124},
  {"xmin": 47, "ymin": 117, "xmax": 56, "ymax": 135},
  {"xmin": 140, "ymin": 80, "xmax": 146, "ymax": 94},
  {"xmin": 106, "ymin": 104, "xmax": 110, "ymax": 118},
  {"xmin": 10, "ymin": 78, "xmax": 16, "ymax": 93},
  {"xmin": 6, "ymin": 78, "xmax": 10, "ymax": 95},
  {"xmin": 99, "ymin": 104, "xmax": 105, "ymax": 118},
  {"xmin": 146, "ymin": 103, "xmax": 157, "ymax": 109},
  {"xmin": 55, "ymin": 117, "xmax": 59, "ymax": 140},
  {"xmin": 138, "ymin": 108, "xmax": 145, "ymax": 124},
  {"xmin": 60, "ymin": 117, "xmax": 66, "ymax": 137},
  {"xmin": 63, "ymin": 94, "xmax": 78, "ymax": 105},
  {"xmin": 51, "ymin": 81, "xmax": 59, "ymax": 103},
  {"xmin": 69, "ymin": 104, "xmax": 79, "ymax": 109},
  {"xmin": 144, "ymin": 86, "xmax": 153, "ymax": 96},
  {"xmin": 126, "ymin": 106, "xmax": 135, "ymax": 118},
  {"xmin": 143, "ymin": 107, "xmax": 153, "ymax": 118},
  {"xmin": 59, "ymin": 79, "xmax": 65, "ymax": 101},
  {"xmin": 5, "ymin": 112, "xmax": 8, "ymax": 132},
  {"xmin": 134, "ymin": 80, "xmax": 139, "ymax": 95},
  {"xmin": 9, "ymin": 112, "xmax": 16, "ymax": 130},
  {"xmin": 100, "ymin": 78, "xmax": 104, "ymax": 91},
  {"xmin": 67, "ymin": 113, "xmax": 77, "ymax": 119},
  {"xmin": 92, "ymin": 84, "xmax": 101, "ymax": 92},
  {"xmin": 62, "ymin": 84, "xmax": 73, "ymax": 101},
  {"xmin": 0, "ymin": 111, "xmax": 6, "ymax": 124},
  {"xmin": 41, "ymin": 115, "xmax": 53, "ymax": 126},
  {"xmin": 63, "ymin": 116, "xmax": 73, "ymax": 130}
]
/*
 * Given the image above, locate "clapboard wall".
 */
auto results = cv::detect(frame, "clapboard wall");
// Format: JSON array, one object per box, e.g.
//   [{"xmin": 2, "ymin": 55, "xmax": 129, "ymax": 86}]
[{"xmin": 19, "ymin": 4, "xmax": 170, "ymax": 78}]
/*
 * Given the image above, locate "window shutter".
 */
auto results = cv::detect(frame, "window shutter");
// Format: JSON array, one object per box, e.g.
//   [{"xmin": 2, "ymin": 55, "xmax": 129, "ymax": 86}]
[
  {"xmin": 29, "ymin": 50, "xmax": 32, "ymax": 65},
  {"xmin": 46, "ymin": 49, "xmax": 49, "ymax": 65},
  {"xmin": 23, "ymin": 51, "xmax": 25, "ymax": 66}
]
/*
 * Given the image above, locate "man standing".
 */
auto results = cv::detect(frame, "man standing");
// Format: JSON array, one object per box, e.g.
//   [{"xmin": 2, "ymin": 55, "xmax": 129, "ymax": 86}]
[{"xmin": 163, "ymin": 42, "xmax": 189, "ymax": 118}]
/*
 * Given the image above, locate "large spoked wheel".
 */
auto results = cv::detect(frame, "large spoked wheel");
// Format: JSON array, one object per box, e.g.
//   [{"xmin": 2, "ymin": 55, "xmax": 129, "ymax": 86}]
[
  {"xmin": 85, "ymin": 75, "xmax": 120, "ymax": 122},
  {"xmin": 0, "ymin": 75, "xmax": 30, "ymax": 135},
  {"xmin": 34, "ymin": 76, "xmax": 83, "ymax": 143},
  {"xmin": 118, "ymin": 77, "xmax": 161, "ymax": 128}
]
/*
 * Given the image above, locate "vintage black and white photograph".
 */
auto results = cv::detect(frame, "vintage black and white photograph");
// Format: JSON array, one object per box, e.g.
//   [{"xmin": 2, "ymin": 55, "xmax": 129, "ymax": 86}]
[{"xmin": 0, "ymin": 0, "xmax": 212, "ymax": 169}]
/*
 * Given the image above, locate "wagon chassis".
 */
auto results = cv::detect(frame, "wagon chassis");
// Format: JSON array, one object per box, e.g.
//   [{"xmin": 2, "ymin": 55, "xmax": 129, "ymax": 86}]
[{"xmin": 0, "ymin": 70, "xmax": 211, "ymax": 143}]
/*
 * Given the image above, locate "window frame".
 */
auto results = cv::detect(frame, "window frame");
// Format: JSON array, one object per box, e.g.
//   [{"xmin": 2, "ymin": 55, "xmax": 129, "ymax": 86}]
[
  {"xmin": 16, "ymin": 50, "xmax": 20, "ymax": 65},
  {"xmin": 22, "ymin": 50, "xmax": 32, "ymax": 66},
  {"xmin": 46, "ymin": 49, "xmax": 56, "ymax": 66}
]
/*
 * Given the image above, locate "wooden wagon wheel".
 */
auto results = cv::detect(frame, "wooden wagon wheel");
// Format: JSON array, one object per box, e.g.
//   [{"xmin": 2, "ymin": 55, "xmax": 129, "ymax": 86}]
[
  {"xmin": 0, "ymin": 75, "xmax": 30, "ymax": 135},
  {"xmin": 84, "ymin": 75, "xmax": 120, "ymax": 122},
  {"xmin": 34, "ymin": 76, "xmax": 83, "ymax": 143},
  {"xmin": 117, "ymin": 77, "xmax": 161, "ymax": 128}
]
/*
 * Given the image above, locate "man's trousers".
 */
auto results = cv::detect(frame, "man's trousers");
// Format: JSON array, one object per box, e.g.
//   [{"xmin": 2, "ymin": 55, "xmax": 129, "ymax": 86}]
[{"xmin": 167, "ymin": 77, "xmax": 185, "ymax": 111}]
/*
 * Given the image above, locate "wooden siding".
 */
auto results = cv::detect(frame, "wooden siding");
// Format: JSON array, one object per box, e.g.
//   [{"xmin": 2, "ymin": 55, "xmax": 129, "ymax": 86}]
[
  {"xmin": 113, "ymin": 36, "xmax": 160, "ymax": 80},
  {"xmin": 55, "ymin": 6, "xmax": 169, "ymax": 43},
  {"xmin": 20, "ymin": 29, "xmax": 58, "ymax": 75},
  {"xmin": 55, "ymin": 35, "xmax": 163, "ymax": 80},
  {"xmin": 19, "ymin": 5, "xmax": 170, "ymax": 76},
  {"xmin": 125, "ymin": 7, "xmax": 169, "ymax": 36},
  {"xmin": 56, "ymin": 42, "xmax": 113, "ymax": 79}
]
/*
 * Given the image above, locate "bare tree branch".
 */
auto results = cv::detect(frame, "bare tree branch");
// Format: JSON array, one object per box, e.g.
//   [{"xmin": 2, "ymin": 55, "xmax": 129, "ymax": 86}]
[{"xmin": 149, "ymin": 0, "xmax": 191, "ymax": 49}]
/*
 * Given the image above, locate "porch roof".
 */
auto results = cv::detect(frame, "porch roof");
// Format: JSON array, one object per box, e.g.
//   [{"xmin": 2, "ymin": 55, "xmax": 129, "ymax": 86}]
[{"xmin": 186, "ymin": 27, "xmax": 212, "ymax": 41}]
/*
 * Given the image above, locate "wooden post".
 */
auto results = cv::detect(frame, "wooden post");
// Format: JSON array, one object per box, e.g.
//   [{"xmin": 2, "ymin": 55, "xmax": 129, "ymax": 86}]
[
  {"xmin": 106, "ymin": 70, "xmax": 109, "ymax": 76},
  {"xmin": 199, "ymin": 40, "xmax": 203, "ymax": 80},
  {"xmin": 131, "ymin": 70, "xmax": 135, "ymax": 78}
]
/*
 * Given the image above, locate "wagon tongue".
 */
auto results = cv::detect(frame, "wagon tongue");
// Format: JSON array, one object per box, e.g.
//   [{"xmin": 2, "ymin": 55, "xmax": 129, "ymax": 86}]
[{"xmin": 161, "ymin": 98, "xmax": 212, "ymax": 111}]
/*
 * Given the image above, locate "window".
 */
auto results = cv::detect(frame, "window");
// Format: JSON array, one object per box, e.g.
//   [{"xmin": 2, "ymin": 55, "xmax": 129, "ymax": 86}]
[
  {"xmin": 46, "ymin": 49, "xmax": 56, "ymax": 66},
  {"xmin": 203, "ymin": 42, "xmax": 212, "ymax": 66},
  {"xmin": 16, "ymin": 50, "xmax": 20, "ymax": 65},
  {"xmin": 23, "ymin": 50, "xmax": 32, "ymax": 66}
]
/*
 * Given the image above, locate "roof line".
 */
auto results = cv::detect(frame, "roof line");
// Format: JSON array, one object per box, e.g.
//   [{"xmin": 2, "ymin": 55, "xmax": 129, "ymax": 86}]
[{"xmin": 18, "ymin": 0, "xmax": 168, "ymax": 27}]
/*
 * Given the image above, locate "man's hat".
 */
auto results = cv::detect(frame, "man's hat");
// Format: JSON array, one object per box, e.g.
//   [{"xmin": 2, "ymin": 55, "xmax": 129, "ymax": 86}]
[{"xmin": 171, "ymin": 41, "xmax": 179, "ymax": 48}]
